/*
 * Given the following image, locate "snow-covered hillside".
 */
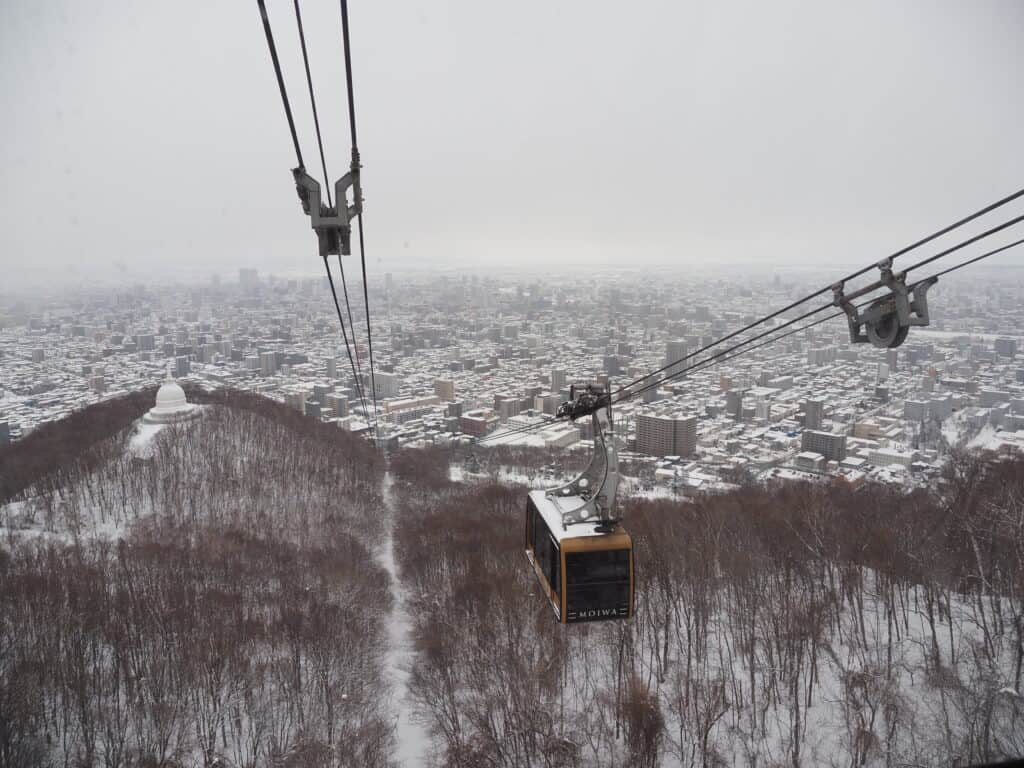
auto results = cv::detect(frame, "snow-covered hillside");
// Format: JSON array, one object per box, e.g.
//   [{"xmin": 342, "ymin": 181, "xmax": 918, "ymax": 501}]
[
  {"xmin": 4, "ymin": 396, "xmax": 1024, "ymax": 767},
  {"xmin": 391, "ymin": 448, "xmax": 1024, "ymax": 767}
]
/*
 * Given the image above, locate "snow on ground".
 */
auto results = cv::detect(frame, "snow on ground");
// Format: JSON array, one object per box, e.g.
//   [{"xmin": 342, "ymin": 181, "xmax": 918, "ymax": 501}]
[
  {"xmin": 127, "ymin": 420, "xmax": 168, "ymax": 457},
  {"xmin": 0, "ymin": 389, "xmax": 22, "ymax": 405},
  {"xmin": 942, "ymin": 411, "xmax": 970, "ymax": 446},
  {"xmin": 450, "ymin": 463, "xmax": 695, "ymax": 502},
  {"xmin": 969, "ymin": 424, "xmax": 1001, "ymax": 450},
  {"xmin": 481, "ymin": 431, "xmax": 549, "ymax": 448},
  {"xmin": 1, "ymin": 497, "xmax": 131, "ymax": 548},
  {"xmin": 916, "ymin": 329, "xmax": 1024, "ymax": 342},
  {"xmin": 968, "ymin": 424, "xmax": 1024, "ymax": 452},
  {"xmin": 380, "ymin": 473, "xmax": 431, "ymax": 767},
  {"xmin": 1, "ymin": 417, "xmax": 168, "ymax": 549}
]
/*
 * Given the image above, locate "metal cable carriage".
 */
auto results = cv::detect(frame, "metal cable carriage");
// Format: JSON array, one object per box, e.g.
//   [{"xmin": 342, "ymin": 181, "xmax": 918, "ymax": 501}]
[
  {"xmin": 832, "ymin": 259, "xmax": 937, "ymax": 349},
  {"xmin": 524, "ymin": 386, "xmax": 634, "ymax": 623}
]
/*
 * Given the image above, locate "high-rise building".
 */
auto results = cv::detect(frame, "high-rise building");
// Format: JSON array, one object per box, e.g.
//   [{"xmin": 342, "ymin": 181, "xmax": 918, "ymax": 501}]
[
  {"xmin": 801, "ymin": 430, "xmax": 847, "ymax": 462},
  {"xmin": 664, "ymin": 339, "xmax": 689, "ymax": 378},
  {"xmin": 494, "ymin": 395, "xmax": 522, "ymax": 421},
  {"xmin": 239, "ymin": 268, "xmax": 260, "ymax": 293},
  {"xmin": 807, "ymin": 347, "xmax": 836, "ymax": 366},
  {"xmin": 979, "ymin": 389, "xmax": 1011, "ymax": 407},
  {"xmin": 995, "ymin": 337, "xmax": 1018, "ymax": 358},
  {"xmin": 374, "ymin": 371, "xmax": 401, "ymax": 399},
  {"xmin": 31, "ymin": 349, "xmax": 44, "ymax": 363},
  {"xmin": 803, "ymin": 399, "xmax": 824, "ymax": 430},
  {"xmin": 886, "ymin": 348, "xmax": 898, "ymax": 371},
  {"xmin": 550, "ymin": 369, "xmax": 567, "ymax": 392},
  {"xmin": 904, "ymin": 400, "xmax": 927, "ymax": 421},
  {"xmin": 635, "ymin": 413, "xmax": 697, "ymax": 457},
  {"xmin": 174, "ymin": 356, "xmax": 191, "ymax": 378},
  {"xmin": 535, "ymin": 393, "xmax": 562, "ymax": 415},
  {"xmin": 868, "ymin": 448, "xmax": 918, "ymax": 468},
  {"xmin": 434, "ymin": 378, "xmax": 455, "ymax": 401},
  {"xmin": 725, "ymin": 390, "xmax": 744, "ymax": 420},
  {"xmin": 460, "ymin": 408, "xmax": 499, "ymax": 438},
  {"xmin": 325, "ymin": 393, "xmax": 349, "ymax": 417},
  {"xmin": 259, "ymin": 351, "xmax": 278, "ymax": 377},
  {"xmin": 795, "ymin": 452, "xmax": 826, "ymax": 472},
  {"xmin": 602, "ymin": 355, "xmax": 622, "ymax": 376},
  {"xmin": 326, "ymin": 358, "xmax": 338, "ymax": 380}
]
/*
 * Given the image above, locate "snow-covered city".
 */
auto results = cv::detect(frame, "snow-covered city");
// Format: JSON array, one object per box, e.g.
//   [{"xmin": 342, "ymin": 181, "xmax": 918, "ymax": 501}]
[{"xmin": 4, "ymin": 0, "xmax": 1024, "ymax": 765}]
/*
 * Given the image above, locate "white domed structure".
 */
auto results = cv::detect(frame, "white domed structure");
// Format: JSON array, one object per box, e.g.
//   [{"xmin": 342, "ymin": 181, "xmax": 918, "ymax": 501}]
[{"xmin": 144, "ymin": 377, "xmax": 199, "ymax": 424}]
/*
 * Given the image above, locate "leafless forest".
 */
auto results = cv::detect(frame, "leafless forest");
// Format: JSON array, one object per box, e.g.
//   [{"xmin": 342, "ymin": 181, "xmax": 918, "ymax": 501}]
[
  {"xmin": 3, "ymin": 398, "xmax": 1024, "ymax": 767},
  {"xmin": 1, "ymin": 395, "xmax": 391, "ymax": 768},
  {"xmin": 391, "ymin": 447, "xmax": 1024, "ymax": 768}
]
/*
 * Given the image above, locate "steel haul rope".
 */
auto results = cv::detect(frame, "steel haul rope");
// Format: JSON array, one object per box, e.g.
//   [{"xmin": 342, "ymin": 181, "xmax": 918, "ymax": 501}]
[
  {"xmin": 478, "ymin": 231, "xmax": 1024, "ymax": 446},
  {"xmin": 613, "ymin": 187, "xmax": 1024, "ymax": 400},
  {"xmin": 339, "ymin": 0, "xmax": 380, "ymax": 440},
  {"xmin": 257, "ymin": 0, "xmax": 304, "ymax": 169},
  {"xmin": 293, "ymin": 0, "xmax": 332, "ymax": 207},
  {"xmin": 257, "ymin": 0, "xmax": 371, "ymax": 425}
]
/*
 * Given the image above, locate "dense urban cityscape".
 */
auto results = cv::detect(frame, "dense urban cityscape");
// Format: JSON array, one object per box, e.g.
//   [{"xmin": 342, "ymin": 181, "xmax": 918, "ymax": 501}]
[{"xmin": 3, "ymin": 266, "xmax": 1022, "ymax": 492}]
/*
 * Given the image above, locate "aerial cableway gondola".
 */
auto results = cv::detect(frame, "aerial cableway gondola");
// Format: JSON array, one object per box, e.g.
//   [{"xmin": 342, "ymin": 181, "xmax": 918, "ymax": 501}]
[{"xmin": 524, "ymin": 386, "xmax": 634, "ymax": 623}]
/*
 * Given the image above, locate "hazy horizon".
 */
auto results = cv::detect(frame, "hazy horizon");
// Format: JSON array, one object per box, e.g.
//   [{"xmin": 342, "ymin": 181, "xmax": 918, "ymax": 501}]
[{"xmin": 3, "ymin": 0, "xmax": 1024, "ymax": 292}]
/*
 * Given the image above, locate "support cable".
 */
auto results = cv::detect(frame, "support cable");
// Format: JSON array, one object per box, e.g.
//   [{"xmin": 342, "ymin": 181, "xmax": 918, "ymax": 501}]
[
  {"xmin": 620, "ymin": 236, "xmax": 1024, "ymax": 404},
  {"xmin": 322, "ymin": 256, "xmax": 372, "ymax": 423},
  {"xmin": 616, "ymin": 210, "xmax": 1024, "ymax": 402},
  {"xmin": 293, "ymin": 0, "xmax": 332, "ymax": 206},
  {"xmin": 337, "ymin": 253, "xmax": 366, "ymax": 390},
  {"xmin": 338, "ymin": 0, "xmax": 380, "ymax": 438},
  {"xmin": 922, "ymin": 236, "xmax": 1024, "ymax": 281},
  {"xmin": 613, "ymin": 187, "xmax": 1024, "ymax": 399},
  {"xmin": 339, "ymin": 0, "xmax": 360, "ymax": 149},
  {"xmin": 899, "ymin": 213, "xmax": 1024, "ymax": 276},
  {"xmin": 354, "ymin": 220, "xmax": 379, "ymax": 436},
  {"xmin": 256, "ymin": 0, "xmax": 304, "ymax": 169},
  {"xmin": 476, "ymin": 234, "xmax": 1024, "ymax": 446},
  {"xmin": 292, "ymin": 0, "xmax": 373, "ymax": 429}
]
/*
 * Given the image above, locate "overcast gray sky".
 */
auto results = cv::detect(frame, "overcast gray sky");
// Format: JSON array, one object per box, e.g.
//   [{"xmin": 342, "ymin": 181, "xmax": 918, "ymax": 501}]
[{"xmin": 2, "ymin": 0, "xmax": 1023, "ymax": 291}]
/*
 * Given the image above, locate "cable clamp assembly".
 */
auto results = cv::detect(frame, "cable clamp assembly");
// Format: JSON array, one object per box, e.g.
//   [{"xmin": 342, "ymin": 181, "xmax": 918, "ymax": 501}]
[
  {"xmin": 292, "ymin": 159, "xmax": 363, "ymax": 257},
  {"xmin": 832, "ymin": 260, "xmax": 937, "ymax": 349},
  {"xmin": 548, "ymin": 384, "xmax": 620, "ymax": 530},
  {"xmin": 556, "ymin": 384, "xmax": 611, "ymax": 421}
]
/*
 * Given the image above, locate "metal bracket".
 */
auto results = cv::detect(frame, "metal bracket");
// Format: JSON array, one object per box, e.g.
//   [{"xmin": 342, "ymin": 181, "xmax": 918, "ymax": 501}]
[
  {"xmin": 547, "ymin": 386, "xmax": 620, "ymax": 528},
  {"xmin": 555, "ymin": 384, "xmax": 610, "ymax": 421},
  {"xmin": 292, "ymin": 159, "xmax": 362, "ymax": 257},
  {"xmin": 832, "ymin": 261, "xmax": 937, "ymax": 349}
]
